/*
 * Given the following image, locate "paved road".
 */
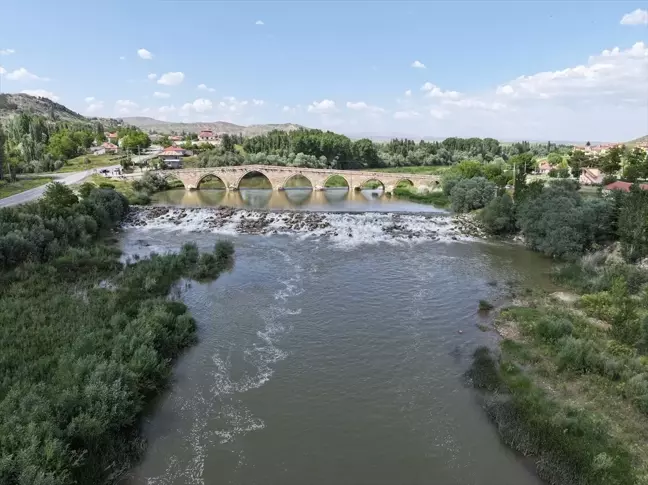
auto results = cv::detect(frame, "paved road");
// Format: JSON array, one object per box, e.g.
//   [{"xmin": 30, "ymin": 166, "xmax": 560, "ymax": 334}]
[{"xmin": 0, "ymin": 165, "xmax": 120, "ymax": 208}]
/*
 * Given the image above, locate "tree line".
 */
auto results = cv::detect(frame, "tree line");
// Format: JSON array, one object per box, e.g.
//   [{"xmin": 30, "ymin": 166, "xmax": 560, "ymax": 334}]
[{"xmin": 0, "ymin": 113, "xmax": 150, "ymax": 180}]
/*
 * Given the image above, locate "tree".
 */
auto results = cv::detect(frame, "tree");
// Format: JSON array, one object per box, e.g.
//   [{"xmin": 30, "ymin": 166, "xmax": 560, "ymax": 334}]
[
  {"xmin": 618, "ymin": 184, "xmax": 648, "ymax": 261},
  {"xmin": 42, "ymin": 182, "xmax": 79, "ymax": 211},
  {"xmin": 600, "ymin": 146, "xmax": 622, "ymax": 175},
  {"xmin": 479, "ymin": 193, "xmax": 516, "ymax": 235},
  {"xmin": 569, "ymin": 150, "xmax": 588, "ymax": 178},
  {"xmin": 159, "ymin": 135, "xmax": 171, "ymax": 147},
  {"xmin": 0, "ymin": 126, "xmax": 5, "ymax": 181},
  {"xmin": 547, "ymin": 152, "xmax": 563, "ymax": 166},
  {"xmin": 351, "ymin": 138, "xmax": 379, "ymax": 167},
  {"xmin": 48, "ymin": 131, "xmax": 79, "ymax": 160},
  {"xmin": 449, "ymin": 177, "xmax": 496, "ymax": 213},
  {"xmin": 96, "ymin": 131, "xmax": 107, "ymax": 144},
  {"xmin": 182, "ymin": 139, "xmax": 193, "ymax": 150},
  {"xmin": 120, "ymin": 131, "xmax": 151, "ymax": 152},
  {"xmin": 221, "ymin": 134, "xmax": 235, "ymax": 152}
]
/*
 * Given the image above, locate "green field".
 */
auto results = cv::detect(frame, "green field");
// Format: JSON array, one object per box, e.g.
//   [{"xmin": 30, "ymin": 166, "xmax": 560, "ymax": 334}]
[
  {"xmin": 0, "ymin": 177, "xmax": 53, "ymax": 199},
  {"xmin": 57, "ymin": 154, "xmax": 123, "ymax": 173}
]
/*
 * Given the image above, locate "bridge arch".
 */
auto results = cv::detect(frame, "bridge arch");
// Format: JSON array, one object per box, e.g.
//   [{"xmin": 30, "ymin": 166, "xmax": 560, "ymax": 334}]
[
  {"xmin": 196, "ymin": 173, "xmax": 226, "ymax": 189},
  {"xmin": 357, "ymin": 178, "xmax": 386, "ymax": 190},
  {"xmin": 281, "ymin": 173, "xmax": 314, "ymax": 189},
  {"xmin": 235, "ymin": 170, "xmax": 273, "ymax": 190},
  {"xmin": 394, "ymin": 178, "xmax": 414, "ymax": 188},
  {"xmin": 323, "ymin": 174, "xmax": 350, "ymax": 189},
  {"xmin": 161, "ymin": 172, "xmax": 186, "ymax": 189}
]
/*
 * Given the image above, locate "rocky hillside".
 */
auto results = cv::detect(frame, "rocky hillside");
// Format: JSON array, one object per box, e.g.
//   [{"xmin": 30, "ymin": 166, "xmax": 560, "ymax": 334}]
[
  {"xmin": 0, "ymin": 93, "xmax": 117, "ymax": 127},
  {"xmin": 121, "ymin": 117, "xmax": 304, "ymax": 136}
]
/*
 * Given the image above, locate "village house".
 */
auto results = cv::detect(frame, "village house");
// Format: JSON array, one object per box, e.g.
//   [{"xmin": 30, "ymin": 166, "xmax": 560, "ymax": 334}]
[
  {"xmin": 159, "ymin": 146, "xmax": 186, "ymax": 169},
  {"xmin": 101, "ymin": 142, "xmax": 119, "ymax": 154},
  {"xmin": 536, "ymin": 161, "xmax": 553, "ymax": 175},
  {"xmin": 603, "ymin": 181, "xmax": 648, "ymax": 194},
  {"xmin": 198, "ymin": 130, "xmax": 217, "ymax": 141},
  {"xmin": 579, "ymin": 167, "xmax": 603, "ymax": 185},
  {"xmin": 105, "ymin": 132, "xmax": 118, "ymax": 143}
]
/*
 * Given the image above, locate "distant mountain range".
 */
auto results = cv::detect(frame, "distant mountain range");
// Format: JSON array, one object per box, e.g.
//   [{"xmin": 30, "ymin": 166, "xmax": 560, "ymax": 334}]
[
  {"xmin": 1, "ymin": 93, "xmax": 645, "ymax": 144},
  {"xmin": 121, "ymin": 117, "xmax": 304, "ymax": 136}
]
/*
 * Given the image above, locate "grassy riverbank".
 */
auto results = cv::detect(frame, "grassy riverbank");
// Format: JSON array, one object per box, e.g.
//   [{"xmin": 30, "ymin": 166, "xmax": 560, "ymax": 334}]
[
  {"xmin": 0, "ymin": 177, "xmax": 53, "ymax": 199},
  {"xmin": 393, "ymin": 186, "xmax": 450, "ymax": 208},
  {"xmin": 469, "ymin": 256, "xmax": 648, "ymax": 484},
  {"xmin": 0, "ymin": 183, "xmax": 235, "ymax": 485},
  {"xmin": 57, "ymin": 154, "xmax": 124, "ymax": 173}
]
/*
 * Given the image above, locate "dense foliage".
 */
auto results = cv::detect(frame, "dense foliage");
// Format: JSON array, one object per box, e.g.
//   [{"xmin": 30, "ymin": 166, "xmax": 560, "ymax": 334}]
[
  {"xmin": 0, "ymin": 184, "xmax": 235, "ymax": 484},
  {"xmin": 478, "ymin": 193, "xmax": 516, "ymax": 235},
  {"xmin": 449, "ymin": 177, "xmax": 496, "ymax": 213}
]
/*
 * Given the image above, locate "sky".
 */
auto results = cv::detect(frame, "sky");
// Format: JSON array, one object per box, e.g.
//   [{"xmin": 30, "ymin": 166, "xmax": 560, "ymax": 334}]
[{"xmin": 0, "ymin": 0, "xmax": 647, "ymax": 142}]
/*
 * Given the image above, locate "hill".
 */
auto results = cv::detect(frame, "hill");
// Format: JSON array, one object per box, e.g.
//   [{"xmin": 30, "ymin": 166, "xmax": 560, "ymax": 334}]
[
  {"xmin": 121, "ymin": 116, "xmax": 304, "ymax": 136},
  {"xmin": 627, "ymin": 135, "xmax": 648, "ymax": 146},
  {"xmin": 0, "ymin": 93, "xmax": 116, "ymax": 126}
]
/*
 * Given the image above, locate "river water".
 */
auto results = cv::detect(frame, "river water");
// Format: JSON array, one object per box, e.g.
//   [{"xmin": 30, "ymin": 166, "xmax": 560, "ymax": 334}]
[
  {"xmin": 150, "ymin": 188, "xmax": 445, "ymax": 213},
  {"xmin": 121, "ymin": 192, "xmax": 550, "ymax": 485}
]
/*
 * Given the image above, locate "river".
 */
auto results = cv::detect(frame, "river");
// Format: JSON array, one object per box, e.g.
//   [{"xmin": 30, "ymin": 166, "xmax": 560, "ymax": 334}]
[{"xmin": 120, "ymin": 190, "xmax": 551, "ymax": 485}]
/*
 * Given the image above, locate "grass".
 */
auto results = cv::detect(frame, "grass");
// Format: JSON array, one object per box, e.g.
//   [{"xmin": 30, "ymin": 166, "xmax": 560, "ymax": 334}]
[
  {"xmin": 370, "ymin": 166, "xmax": 451, "ymax": 175},
  {"xmin": 84, "ymin": 175, "xmax": 140, "ymax": 202},
  {"xmin": 57, "ymin": 154, "xmax": 123, "ymax": 173},
  {"xmin": 0, "ymin": 177, "xmax": 53, "ymax": 199},
  {"xmin": 393, "ymin": 186, "xmax": 450, "ymax": 208},
  {"xmin": 468, "ymin": 266, "xmax": 648, "ymax": 484}
]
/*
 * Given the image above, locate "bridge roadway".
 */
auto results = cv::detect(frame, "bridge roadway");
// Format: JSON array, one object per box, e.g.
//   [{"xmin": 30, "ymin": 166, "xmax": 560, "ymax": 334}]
[{"xmin": 153, "ymin": 165, "xmax": 441, "ymax": 192}]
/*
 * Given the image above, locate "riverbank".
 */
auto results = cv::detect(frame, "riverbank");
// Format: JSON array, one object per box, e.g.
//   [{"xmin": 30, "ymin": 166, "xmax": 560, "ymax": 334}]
[
  {"xmin": 123, "ymin": 205, "xmax": 485, "ymax": 243},
  {"xmin": 0, "ymin": 185, "xmax": 235, "ymax": 485},
  {"xmin": 469, "ymin": 255, "xmax": 648, "ymax": 485}
]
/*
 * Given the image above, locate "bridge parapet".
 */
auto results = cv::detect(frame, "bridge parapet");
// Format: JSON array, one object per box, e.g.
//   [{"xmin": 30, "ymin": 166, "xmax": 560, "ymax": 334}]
[{"xmin": 154, "ymin": 165, "xmax": 440, "ymax": 192}]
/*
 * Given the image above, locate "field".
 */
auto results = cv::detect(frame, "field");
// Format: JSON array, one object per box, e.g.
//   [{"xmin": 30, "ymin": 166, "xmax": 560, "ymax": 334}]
[
  {"xmin": 0, "ymin": 177, "xmax": 53, "ymax": 199},
  {"xmin": 57, "ymin": 154, "xmax": 123, "ymax": 173}
]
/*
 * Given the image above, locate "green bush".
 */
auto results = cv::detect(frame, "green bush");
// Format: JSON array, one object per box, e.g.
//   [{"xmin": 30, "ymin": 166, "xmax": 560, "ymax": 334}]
[
  {"xmin": 535, "ymin": 317, "xmax": 573, "ymax": 343},
  {"xmin": 449, "ymin": 177, "xmax": 496, "ymax": 213},
  {"xmin": 479, "ymin": 193, "xmax": 516, "ymax": 235}
]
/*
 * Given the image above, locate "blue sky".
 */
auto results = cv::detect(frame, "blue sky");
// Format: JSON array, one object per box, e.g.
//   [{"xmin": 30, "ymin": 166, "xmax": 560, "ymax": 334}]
[{"xmin": 1, "ymin": 0, "xmax": 647, "ymax": 141}]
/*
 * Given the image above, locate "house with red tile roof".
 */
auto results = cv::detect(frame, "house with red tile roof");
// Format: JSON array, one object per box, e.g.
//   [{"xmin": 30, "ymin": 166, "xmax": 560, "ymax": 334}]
[
  {"xmin": 159, "ymin": 146, "xmax": 186, "ymax": 168},
  {"xmin": 604, "ymin": 181, "xmax": 648, "ymax": 193},
  {"xmin": 579, "ymin": 168, "xmax": 603, "ymax": 185}
]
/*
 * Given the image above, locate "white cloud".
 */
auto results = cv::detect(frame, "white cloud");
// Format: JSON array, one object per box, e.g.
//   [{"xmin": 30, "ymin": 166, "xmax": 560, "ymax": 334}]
[
  {"xmin": 404, "ymin": 89, "xmax": 412, "ymax": 97},
  {"xmin": 621, "ymin": 8, "xmax": 648, "ymax": 25},
  {"xmin": 158, "ymin": 105, "xmax": 176, "ymax": 113},
  {"xmin": 137, "ymin": 48, "xmax": 153, "ymax": 60},
  {"xmin": 282, "ymin": 105, "xmax": 296, "ymax": 113},
  {"xmin": 86, "ymin": 101, "xmax": 104, "ymax": 114},
  {"xmin": 197, "ymin": 83, "xmax": 216, "ymax": 92},
  {"xmin": 307, "ymin": 99, "xmax": 337, "ymax": 113},
  {"xmin": 411, "ymin": 60, "xmax": 426, "ymax": 69},
  {"xmin": 255, "ymin": 20, "xmax": 264, "ymax": 25},
  {"xmin": 429, "ymin": 108, "xmax": 449, "ymax": 119},
  {"xmin": 84, "ymin": 96, "xmax": 95, "ymax": 103},
  {"xmin": 153, "ymin": 91, "xmax": 170, "ymax": 98},
  {"xmin": 0, "ymin": 66, "xmax": 4, "ymax": 75},
  {"xmin": 494, "ymin": 41, "xmax": 648, "ymax": 101},
  {"xmin": 393, "ymin": 110, "xmax": 420, "ymax": 119},
  {"xmin": 346, "ymin": 101, "xmax": 385, "ymax": 113},
  {"xmin": 181, "ymin": 98, "xmax": 213, "ymax": 113},
  {"xmin": 148, "ymin": 73, "xmax": 157, "ymax": 80},
  {"xmin": 119, "ymin": 56, "xmax": 125, "ymax": 60},
  {"xmin": 116, "ymin": 99, "xmax": 138, "ymax": 114},
  {"xmin": 252, "ymin": 99, "xmax": 265, "ymax": 106},
  {"xmin": 421, "ymin": 82, "xmax": 461, "ymax": 99},
  {"xmin": 5, "ymin": 67, "xmax": 49, "ymax": 81},
  {"xmin": 218, "ymin": 96, "xmax": 249, "ymax": 113},
  {"xmin": 443, "ymin": 99, "xmax": 506, "ymax": 111},
  {"xmin": 21, "ymin": 89, "xmax": 59, "ymax": 101},
  {"xmin": 158, "ymin": 71, "xmax": 185, "ymax": 86},
  {"xmin": 0, "ymin": 48, "xmax": 15, "ymax": 56}
]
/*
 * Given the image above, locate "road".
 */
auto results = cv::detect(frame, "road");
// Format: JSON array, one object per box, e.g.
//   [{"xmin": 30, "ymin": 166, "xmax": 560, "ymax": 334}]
[{"xmin": 0, "ymin": 165, "xmax": 120, "ymax": 208}]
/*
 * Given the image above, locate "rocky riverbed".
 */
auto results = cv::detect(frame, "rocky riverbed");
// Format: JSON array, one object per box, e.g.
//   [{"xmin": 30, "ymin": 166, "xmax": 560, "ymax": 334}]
[{"xmin": 123, "ymin": 206, "xmax": 485, "ymax": 245}]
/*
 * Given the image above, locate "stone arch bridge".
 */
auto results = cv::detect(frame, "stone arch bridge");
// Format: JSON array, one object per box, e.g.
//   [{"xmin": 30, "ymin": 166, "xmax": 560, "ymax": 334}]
[{"xmin": 153, "ymin": 165, "xmax": 440, "ymax": 192}]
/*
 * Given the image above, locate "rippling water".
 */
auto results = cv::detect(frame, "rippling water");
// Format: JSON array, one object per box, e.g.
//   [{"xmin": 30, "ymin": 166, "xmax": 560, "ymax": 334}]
[
  {"xmin": 150, "ymin": 187, "xmax": 445, "ymax": 213},
  {"xmin": 120, "ymin": 213, "xmax": 551, "ymax": 485}
]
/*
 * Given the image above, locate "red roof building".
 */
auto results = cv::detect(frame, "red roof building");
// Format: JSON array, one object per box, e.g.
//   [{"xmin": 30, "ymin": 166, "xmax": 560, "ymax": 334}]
[
  {"xmin": 101, "ymin": 142, "xmax": 119, "ymax": 151},
  {"xmin": 604, "ymin": 181, "xmax": 648, "ymax": 192}
]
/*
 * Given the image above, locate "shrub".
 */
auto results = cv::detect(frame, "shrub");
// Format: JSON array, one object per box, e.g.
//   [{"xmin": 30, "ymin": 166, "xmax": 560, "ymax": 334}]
[
  {"xmin": 534, "ymin": 317, "xmax": 573, "ymax": 343},
  {"xmin": 449, "ymin": 177, "xmax": 496, "ymax": 213},
  {"xmin": 479, "ymin": 193, "xmax": 516, "ymax": 235},
  {"xmin": 479, "ymin": 299, "xmax": 494, "ymax": 311}
]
